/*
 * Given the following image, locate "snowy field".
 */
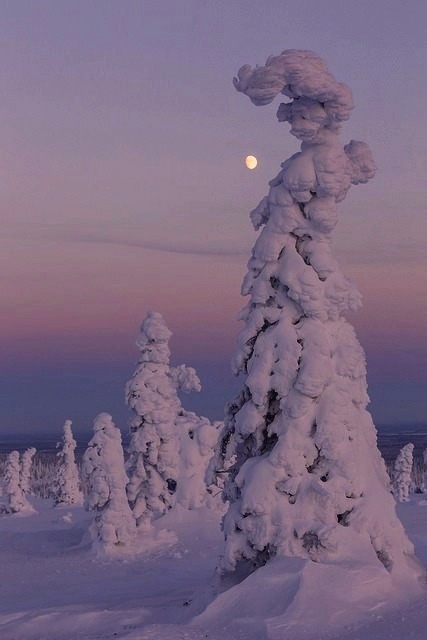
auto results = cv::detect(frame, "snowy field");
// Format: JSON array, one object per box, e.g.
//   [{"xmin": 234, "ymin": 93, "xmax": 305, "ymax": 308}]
[{"xmin": 0, "ymin": 494, "xmax": 426, "ymax": 640}]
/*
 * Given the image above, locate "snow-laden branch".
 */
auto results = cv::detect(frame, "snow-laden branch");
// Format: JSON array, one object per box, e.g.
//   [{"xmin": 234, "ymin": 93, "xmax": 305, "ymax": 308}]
[{"xmin": 233, "ymin": 49, "xmax": 353, "ymax": 126}]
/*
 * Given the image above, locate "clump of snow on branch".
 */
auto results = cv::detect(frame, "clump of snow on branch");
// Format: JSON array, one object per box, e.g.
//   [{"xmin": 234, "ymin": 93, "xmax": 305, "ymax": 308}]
[
  {"xmin": 212, "ymin": 49, "xmax": 420, "ymax": 585},
  {"xmin": 125, "ymin": 311, "xmax": 218, "ymax": 524},
  {"xmin": 233, "ymin": 49, "xmax": 353, "ymax": 124},
  {"xmin": 53, "ymin": 420, "xmax": 83, "ymax": 506},
  {"xmin": 20, "ymin": 447, "xmax": 36, "ymax": 495},
  {"xmin": 2, "ymin": 451, "xmax": 33, "ymax": 514},
  {"xmin": 82, "ymin": 413, "xmax": 136, "ymax": 553},
  {"xmin": 393, "ymin": 443, "xmax": 414, "ymax": 503}
]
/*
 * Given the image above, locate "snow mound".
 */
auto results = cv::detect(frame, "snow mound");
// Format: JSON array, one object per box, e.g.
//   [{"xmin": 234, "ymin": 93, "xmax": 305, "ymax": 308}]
[{"xmin": 196, "ymin": 545, "xmax": 424, "ymax": 640}]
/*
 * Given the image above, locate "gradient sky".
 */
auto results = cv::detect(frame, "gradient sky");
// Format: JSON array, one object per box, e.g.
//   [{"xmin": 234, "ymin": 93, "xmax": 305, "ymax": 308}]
[{"xmin": 1, "ymin": 0, "xmax": 426, "ymax": 438}]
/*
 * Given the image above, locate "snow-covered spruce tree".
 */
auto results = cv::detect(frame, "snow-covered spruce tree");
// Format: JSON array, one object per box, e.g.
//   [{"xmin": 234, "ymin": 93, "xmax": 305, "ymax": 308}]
[
  {"xmin": 422, "ymin": 447, "xmax": 427, "ymax": 493},
  {"xmin": 215, "ymin": 50, "xmax": 419, "ymax": 578},
  {"xmin": 125, "ymin": 311, "xmax": 202, "ymax": 525},
  {"xmin": 82, "ymin": 413, "xmax": 136, "ymax": 552},
  {"xmin": 20, "ymin": 447, "xmax": 36, "ymax": 494},
  {"xmin": 3, "ymin": 451, "xmax": 32, "ymax": 513},
  {"xmin": 54, "ymin": 420, "xmax": 83, "ymax": 505},
  {"xmin": 393, "ymin": 443, "xmax": 414, "ymax": 503}
]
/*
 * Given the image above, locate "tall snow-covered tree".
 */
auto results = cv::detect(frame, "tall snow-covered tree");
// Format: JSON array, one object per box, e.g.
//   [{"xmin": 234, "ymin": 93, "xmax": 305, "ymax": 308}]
[
  {"xmin": 125, "ymin": 311, "xmax": 201, "ymax": 525},
  {"xmin": 214, "ymin": 50, "xmax": 419, "ymax": 580},
  {"xmin": 82, "ymin": 413, "xmax": 136, "ymax": 552},
  {"xmin": 20, "ymin": 447, "xmax": 36, "ymax": 494},
  {"xmin": 3, "ymin": 451, "xmax": 32, "ymax": 513},
  {"xmin": 54, "ymin": 420, "xmax": 83, "ymax": 505},
  {"xmin": 393, "ymin": 443, "xmax": 414, "ymax": 503}
]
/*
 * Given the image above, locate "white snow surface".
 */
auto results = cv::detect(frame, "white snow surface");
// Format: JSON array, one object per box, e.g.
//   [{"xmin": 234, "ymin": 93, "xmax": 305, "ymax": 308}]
[{"xmin": 0, "ymin": 494, "xmax": 427, "ymax": 639}]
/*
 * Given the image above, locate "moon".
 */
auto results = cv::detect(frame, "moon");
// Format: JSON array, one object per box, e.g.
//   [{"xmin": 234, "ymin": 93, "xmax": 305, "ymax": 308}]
[{"xmin": 245, "ymin": 155, "xmax": 258, "ymax": 170}]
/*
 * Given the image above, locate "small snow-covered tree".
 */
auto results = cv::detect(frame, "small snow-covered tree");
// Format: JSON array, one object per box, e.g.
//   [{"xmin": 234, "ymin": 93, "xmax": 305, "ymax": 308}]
[
  {"xmin": 125, "ymin": 311, "xmax": 202, "ymax": 525},
  {"xmin": 82, "ymin": 413, "xmax": 136, "ymax": 552},
  {"xmin": 3, "ymin": 451, "xmax": 32, "ymax": 513},
  {"xmin": 213, "ymin": 50, "xmax": 419, "ymax": 581},
  {"xmin": 175, "ymin": 412, "xmax": 222, "ymax": 510},
  {"xmin": 54, "ymin": 420, "xmax": 83, "ymax": 505},
  {"xmin": 393, "ymin": 443, "xmax": 414, "ymax": 503},
  {"xmin": 20, "ymin": 447, "xmax": 36, "ymax": 494},
  {"xmin": 422, "ymin": 447, "xmax": 427, "ymax": 493}
]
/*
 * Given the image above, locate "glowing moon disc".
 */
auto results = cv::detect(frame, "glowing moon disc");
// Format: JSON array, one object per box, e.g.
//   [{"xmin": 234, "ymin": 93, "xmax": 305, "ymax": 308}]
[{"xmin": 245, "ymin": 155, "xmax": 258, "ymax": 170}]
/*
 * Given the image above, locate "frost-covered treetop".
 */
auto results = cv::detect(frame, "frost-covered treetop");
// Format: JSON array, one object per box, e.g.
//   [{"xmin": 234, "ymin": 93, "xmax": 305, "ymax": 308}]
[
  {"xmin": 92, "ymin": 411, "xmax": 116, "ymax": 436},
  {"xmin": 135, "ymin": 310, "xmax": 172, "ymax": 365},
  {"xmin": 62, "ymin": 420, "xmax": 75, "ymax": 444},
  {"xmin": 233, "ymin": 49, "xmax": 353, "ymax": 128}
]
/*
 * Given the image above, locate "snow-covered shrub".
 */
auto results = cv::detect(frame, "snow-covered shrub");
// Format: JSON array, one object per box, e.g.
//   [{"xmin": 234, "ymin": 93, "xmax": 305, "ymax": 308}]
[
  {"xmin": 213, "ymin": 49, "xmax": 418, "ymax": 579},
  {"xmin": 422, "ymin": 448, "xmax": 427, "ymax": 493},
  {"xmin": 125, "ymin": 311, "xmax": 202, "ymax": 525},
  {"xmin": 2, "ymin": 451, "xmax": 32, "ymax": 514},
  {"xmin": 175, "ymin": 412, "xmax": 222, "ymax": 510},
  {"xmin": 82, "ymin": 413, "xmax": 136, "ymax": 552},
  {"xmin": 20, "ymin": 447, "xmax": 36, "ymax": 494},
  {"xmin": 53, "ymin": 420, "xmax": 83, "ymax": 505},
  {"xmin": 393, "ymin": 443, "xmax": 414, "ymax": 502}
]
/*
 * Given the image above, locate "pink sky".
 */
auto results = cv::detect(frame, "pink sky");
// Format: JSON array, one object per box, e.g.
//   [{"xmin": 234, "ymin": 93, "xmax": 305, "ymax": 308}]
[{"xmin": 1, "ymin": 1, "xmax": 426, "ymax": 434}]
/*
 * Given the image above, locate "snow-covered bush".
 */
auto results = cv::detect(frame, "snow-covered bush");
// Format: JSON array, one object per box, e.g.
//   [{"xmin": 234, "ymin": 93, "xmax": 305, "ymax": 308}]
[
  {"xmin": 20, "ymin": 447, "xmax": 36, "ymax": 494},
  {"xmin": 175, "ymin": 412, "xmax": 222, "ymax": 510},
  {"xmin": 422, "ymin": 447, "xmax": 427, "ymax": 493},
  {"xmin": 82, "ymin": 413, "xmax": 136, "ymax": 552},
  {"xmin": 393, "ymin": 443, "xmax": 414, "ymax": 502},
  {"xmin": 2, "ymin": 451, "xmax": 32, "ymax": 514},
  {"xmin": 213, "ymin": 49, "xmax": 418, "ymax": 579},
  {"xmin": 53, "ymin": 420, "xmax": 83, "ymax": 505},
  {"xmin": 125, "ymin": 311, "xmax": 202, "ymax": 525}
]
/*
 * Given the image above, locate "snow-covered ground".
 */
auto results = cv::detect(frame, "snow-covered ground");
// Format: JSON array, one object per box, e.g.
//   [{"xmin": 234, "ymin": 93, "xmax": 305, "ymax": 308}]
[{"xmin": 0, "ymin": 495, "xmax": 427, "ymax": 639}]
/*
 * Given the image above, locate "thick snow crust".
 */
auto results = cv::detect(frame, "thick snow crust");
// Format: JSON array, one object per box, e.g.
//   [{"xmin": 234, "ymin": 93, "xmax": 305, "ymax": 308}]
[
  {"xmin": 53, "ymin": 420, "xmax": 83, "ymax": 505},
  {"xmin": 212, "ymin": 50, "xmax": 422, "ymax": 593},
  {"xmin": 82, "ymin": 412, "xmax": 136, "ymax": 553},
  {"xmin": 125, "ymin": 311, "xmax": 218, "ymax": 524},
  {"xmin": 393, "ymin": 443, "xmax": 414, "ymax": 503}
]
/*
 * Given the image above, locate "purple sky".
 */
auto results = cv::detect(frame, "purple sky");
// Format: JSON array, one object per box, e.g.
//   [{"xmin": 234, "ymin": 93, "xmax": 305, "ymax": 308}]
[{"xmin": 1, "ymin": 1, "xmax": 426, "ymax": 437}]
